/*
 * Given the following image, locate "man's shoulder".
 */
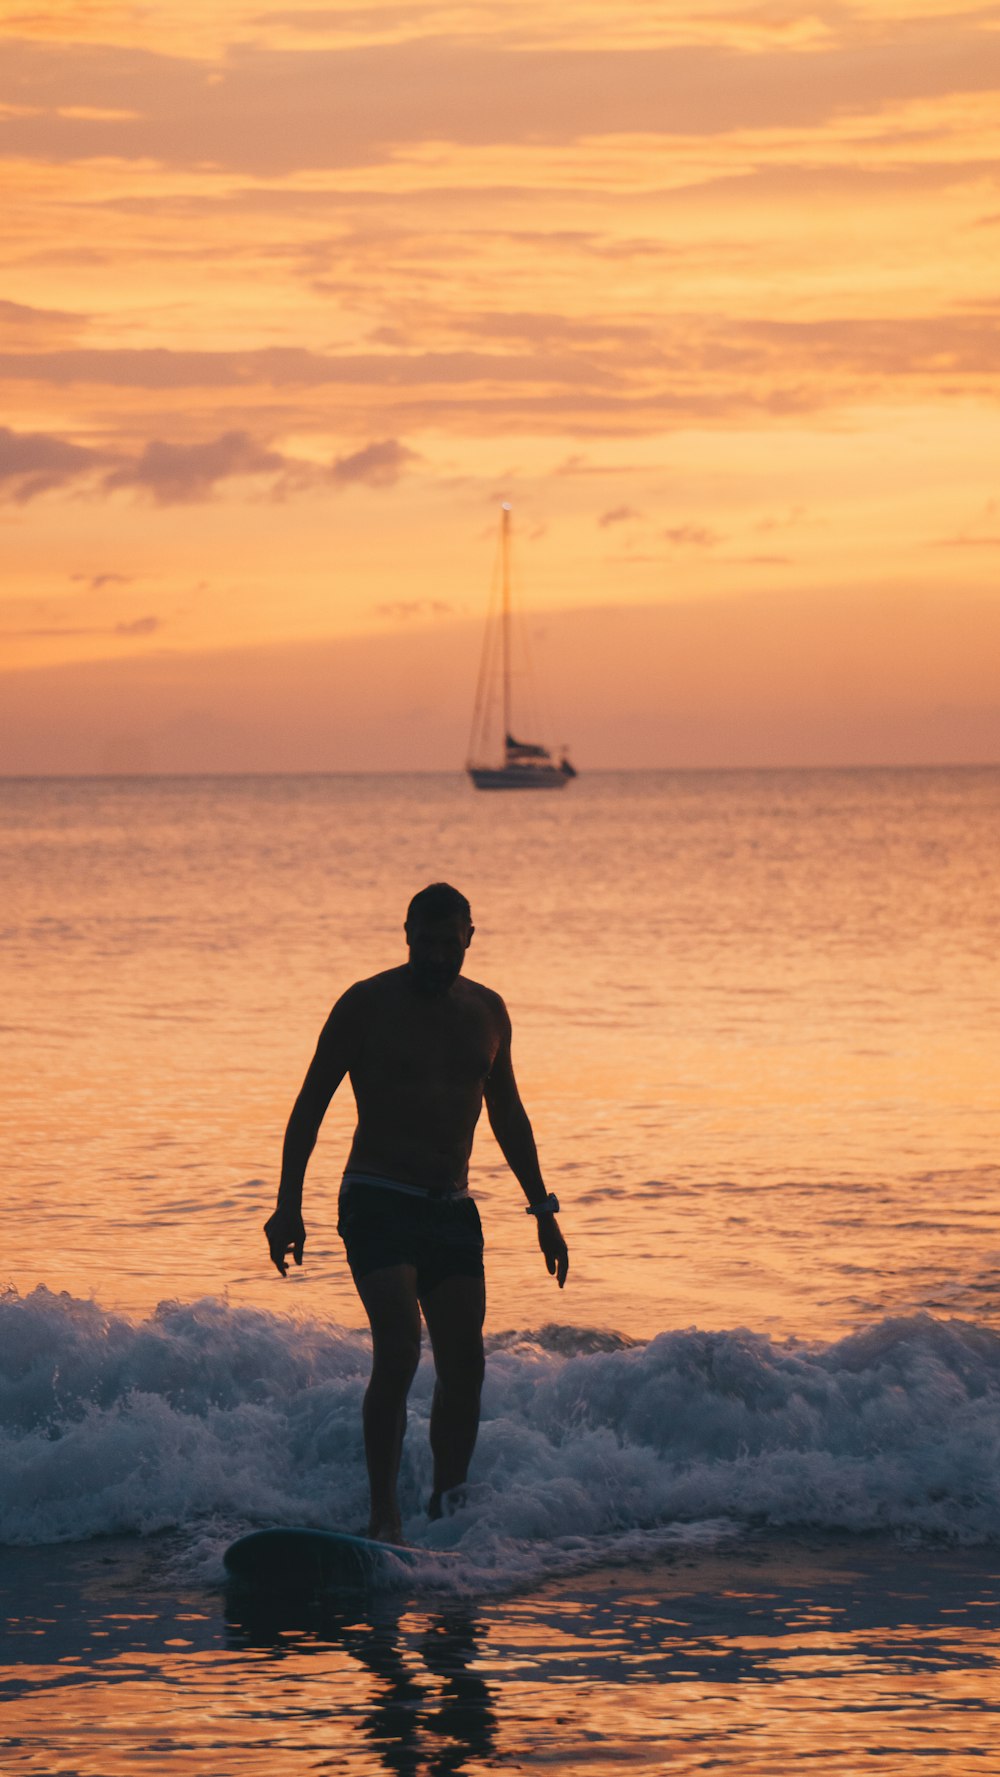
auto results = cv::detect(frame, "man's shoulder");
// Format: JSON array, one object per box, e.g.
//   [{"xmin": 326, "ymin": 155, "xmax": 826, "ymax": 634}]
[
  {"xmin": 339, "ymin": 966, "xmax": 406, "ymax": 1004},
  {"xmin": 457, "ymin": 976, "xmax": 509, "ymax": 1025},
  {"xmin": 328, "ymin": 968, "xmax": 404, "ymax": 1018}
]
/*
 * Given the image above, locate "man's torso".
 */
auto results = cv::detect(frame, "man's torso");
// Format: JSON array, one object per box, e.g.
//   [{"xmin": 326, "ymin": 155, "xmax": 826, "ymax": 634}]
[{"xmin": 341, "ymin": 967, "xmax": 505, "ymax": 1189}]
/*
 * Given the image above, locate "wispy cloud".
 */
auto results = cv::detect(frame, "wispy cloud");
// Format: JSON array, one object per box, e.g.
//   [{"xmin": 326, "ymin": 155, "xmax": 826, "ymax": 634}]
[
  {"xmin": 598, "ymin": 505, "xmax": 643, "ymax": 527},
  {"xmin": 331, "ymin": 438, "xmax": 418, "ymax": 486},
  {"xmin": 663, "ymin": 525, "xmax": 721, "ymax": 548},
  {"xmin": 115, "ymin": 615, "xmax": 161, "ymax": 636},
  {"xmin": 70, "ymin": 571, "xmax": 136, "ymax": 591},
  {"xmin": 101, "ymin": 430, "xmax": 290, "ymax": 503},
  {"xmin": 4, "ymin": 616, "xmax": 162, "ymax": 639},
  {"xmin": 727, "ymin": 553, "xmax": 792, "ymax": 566},
  {"xmin": 375, "ymin": 598, "xmax": 452, "ymax": 618},
  {"xmin": 6, "ymin": 303, "xmax": 996, "ymax": 440},
  {"xmin": 4, "ymin": 22, "xmax": 1000, "ymax": 173},
  {"xmin": 0, "ymin": 425, "xmax": 420, "ymax": 505},
  {"xmin": 0, "ymin": 425, "xmax": 107, "ymax": 503},
  {"xmin": 0, "ymin": 297, "xmax": 88, "ymax": 346},
  {"xmin": 0, "ymin": 345, "xmax": 622, "ymax": 391},
  {"xmin": 753, "ymin": 508, "xmax": 806, "ymax": 535}
]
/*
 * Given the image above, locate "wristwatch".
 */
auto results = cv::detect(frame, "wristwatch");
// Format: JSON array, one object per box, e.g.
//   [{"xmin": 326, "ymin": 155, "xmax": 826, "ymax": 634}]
[{"xmin": 525, "ymin": 1193, "xmax": 560, "ymax": 1217}]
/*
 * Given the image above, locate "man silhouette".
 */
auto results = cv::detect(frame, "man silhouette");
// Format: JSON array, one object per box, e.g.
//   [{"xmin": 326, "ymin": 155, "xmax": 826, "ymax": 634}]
[{"xmin": 264, "ymin": 883, "xmax": 568, "ymax": 1542}]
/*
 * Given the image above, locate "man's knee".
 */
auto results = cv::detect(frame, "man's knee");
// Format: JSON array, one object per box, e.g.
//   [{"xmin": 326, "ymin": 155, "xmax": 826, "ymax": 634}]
[
  {"xmin": 435, "ymin": 1339, "xmax": 485, "ymax": 1398},
  {"xmin": 370, "ymin": 1331, "xmax": 421, "ymax": 1391}
]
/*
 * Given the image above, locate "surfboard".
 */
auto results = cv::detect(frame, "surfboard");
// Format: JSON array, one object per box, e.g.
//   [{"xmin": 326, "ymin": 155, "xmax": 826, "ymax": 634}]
[{"xmin": 223, "ymin": 1526, "xmax": 425, "ymax": 1590}]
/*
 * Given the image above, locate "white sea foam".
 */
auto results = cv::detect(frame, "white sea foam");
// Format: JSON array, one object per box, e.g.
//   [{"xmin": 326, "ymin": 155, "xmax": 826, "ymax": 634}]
[{"xmin": 3, "ymin": 1287, "xmax": 1000, "ymax": 1588}]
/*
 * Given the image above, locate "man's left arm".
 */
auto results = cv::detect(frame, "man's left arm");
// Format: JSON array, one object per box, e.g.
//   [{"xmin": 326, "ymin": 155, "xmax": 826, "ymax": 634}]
[{"xmin": 484, "ymin": 1008, "xmax": 568, "ymax": 1288}]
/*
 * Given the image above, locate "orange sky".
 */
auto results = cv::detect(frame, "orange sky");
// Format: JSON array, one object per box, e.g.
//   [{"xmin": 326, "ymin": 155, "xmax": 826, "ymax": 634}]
[{"xmin": 2, "ymin": 0, "xmax": 999, "ymax": 771}]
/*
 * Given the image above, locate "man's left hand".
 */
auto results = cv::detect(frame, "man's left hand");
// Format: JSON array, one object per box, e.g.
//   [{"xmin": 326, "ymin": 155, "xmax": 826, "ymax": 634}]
[
  {"xmin": 264, "ymin": 1204, "xmax": 306, "ymax": 1276},
  {"xmin": 537, "ymin": 1215, "xmax": 568, "ymax": 1288}
]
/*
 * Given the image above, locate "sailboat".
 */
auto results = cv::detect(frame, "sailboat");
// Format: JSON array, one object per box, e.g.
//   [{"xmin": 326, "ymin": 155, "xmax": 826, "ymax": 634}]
[{"xmin": 466, "ymin": 504, "xmax": 577, "ymax": 791}]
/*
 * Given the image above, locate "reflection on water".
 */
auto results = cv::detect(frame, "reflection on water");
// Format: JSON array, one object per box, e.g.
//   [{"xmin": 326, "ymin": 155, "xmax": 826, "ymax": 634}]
[
  {"xmin": 226, "ymin": 1594, "xmax": 497, "ymax": 1777},
  {"xmin": 2, "ymin": 1536, "xmax": 998, "ymax": 1775}
]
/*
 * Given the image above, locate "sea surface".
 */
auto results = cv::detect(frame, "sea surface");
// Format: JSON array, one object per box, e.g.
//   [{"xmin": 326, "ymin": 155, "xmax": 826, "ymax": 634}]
[{"xmin": 3, "ymin": 767, "xmax": 1000, "ymax": 1773}]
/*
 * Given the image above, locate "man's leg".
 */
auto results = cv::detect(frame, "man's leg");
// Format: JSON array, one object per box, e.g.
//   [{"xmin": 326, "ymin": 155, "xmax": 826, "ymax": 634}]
[
  {"xmin": 419, "ymin": 1273, "xmax": 486, "ymax": 1517},
  {"xmin": 356, "ymin": 1264, "xmax": 422, "ymax": 1542}
]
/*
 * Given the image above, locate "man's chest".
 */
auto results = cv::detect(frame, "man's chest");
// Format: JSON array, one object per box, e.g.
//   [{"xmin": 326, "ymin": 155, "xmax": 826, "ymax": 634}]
[{"xmin": 358, "ymin": 1001, "xmax": 497, "ymax": 1089}]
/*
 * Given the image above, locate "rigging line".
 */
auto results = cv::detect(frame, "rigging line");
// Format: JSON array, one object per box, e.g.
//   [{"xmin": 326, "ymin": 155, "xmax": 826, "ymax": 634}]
[
  {"xmin": 466, "ymin": 519, "xmax": 504, "ymax": 764},
  {"xmin": 508, "ymin": 532, "xmax": 552, "ymax": 750}
]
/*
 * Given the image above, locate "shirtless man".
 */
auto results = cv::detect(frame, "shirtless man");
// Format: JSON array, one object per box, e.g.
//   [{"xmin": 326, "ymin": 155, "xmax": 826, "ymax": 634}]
[{"xmin": 264, "ymin": 882, "xmax": 568, "ymax": 1543}]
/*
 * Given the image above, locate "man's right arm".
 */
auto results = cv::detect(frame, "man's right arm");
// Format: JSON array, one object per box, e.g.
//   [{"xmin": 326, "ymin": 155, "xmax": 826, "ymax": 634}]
[{"xmin": 264, "ymin": 988, "xmax": 360, "ymax": 1276}]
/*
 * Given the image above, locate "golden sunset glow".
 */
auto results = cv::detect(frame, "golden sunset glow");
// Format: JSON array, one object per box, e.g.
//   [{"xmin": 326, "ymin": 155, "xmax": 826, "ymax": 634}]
[{"xmin": 2, "ymin": 0, "xmax": 1000, "ymax": 769}]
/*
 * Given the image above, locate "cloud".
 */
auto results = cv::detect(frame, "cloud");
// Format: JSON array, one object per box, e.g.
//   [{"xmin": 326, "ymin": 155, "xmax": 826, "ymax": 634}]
[
  {"xmin": 253, "ymin": 6, "xmax": 425, "ymax": 31},
  {"xmin": 115, "ymin": 615, "xmax": 161, "ymax": 636},
  {"xmin": 0, "ymin": 423, "xmax": 421, "ymax": 506},
  {"xmin": 70, "ymin": 571, "xmax": 136, "ymax": 591},
  {"xmin": 663, "ymin": 525, "xmax": 721, "ymax": 547},
  {"xmin": 754, "ymin": 508, "xmax": 806, "ymax": 534},
  {"xmin": 554, "ymin": 455, "xmax": 643, "ymax": 478},
  {"xmin": 101, "ymin": 429, "xmax": 419, "ymax": 501},
  {"xmin": 330, "ymin": 437, "xmax": 419, "ymax": 487},
  {"xmin": 101, "ymin": 430, "xmax": 289, "ymax": 503},
  {"xmin": 6, "ymin": 305, "xmax": 996, "ymax": 446},
  {"xmin": 375, "ymin": 598, "xmax": 452, "ymax": 619},
  {"xmin": 5, "ymin": 616, "xmax": 162, "ymax": 639},
  {"xmin": 0, "ymin": 297, "xmax": 88, "ymax": 346},
  {"xmin": 450, "ymin": 312, "xmax": 654, "ymax": 348},
  {"xmin": 598, "ymin": 505, "xmax": 643, "ymax": 528},
  {"xmin": 0, "ymin": 345, "xmax": 824, "ymax": 440},
  {"xmin": 4, "ymin": 21, "xmax": 1000, "ymax": 174},
  {"xmin": 728, "ymin": 553, "xmax": 792, "ymax": 566},
  {"xmin": 728, "ymin": 313, "xmax": 1000, "ymax": 377},
  {"xmin": 0, "ymin": 424, "xmax": 106, "ymax": 502},
  {"xmin": 668, "ymin": 155, "xmax": 1000, "ymax": 213},
  {"xmin": 0, "ymin": 344, "xmax": 621, "ymax": 389},
  {"xmin": 0, "ymin": 423, "xmax": 294, "ymax": 506}
]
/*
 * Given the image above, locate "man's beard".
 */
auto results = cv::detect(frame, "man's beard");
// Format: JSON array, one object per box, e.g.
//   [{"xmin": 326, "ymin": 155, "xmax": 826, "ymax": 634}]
[{"xmin": 411, "ymin": 960, "xmax": 459, "ymax": 995}]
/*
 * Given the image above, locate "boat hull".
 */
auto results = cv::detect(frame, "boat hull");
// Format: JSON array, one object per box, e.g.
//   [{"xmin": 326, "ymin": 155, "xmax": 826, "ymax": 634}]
[{"xmin": 468, "ymin": 765, "xmax": 570, "ymax": 790}]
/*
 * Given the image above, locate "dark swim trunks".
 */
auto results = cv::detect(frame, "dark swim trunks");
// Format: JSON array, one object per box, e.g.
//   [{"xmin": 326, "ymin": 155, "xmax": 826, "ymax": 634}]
[{"xmin": 337, "ymin": 1173, "xmax": 485, "ymax": 1297}]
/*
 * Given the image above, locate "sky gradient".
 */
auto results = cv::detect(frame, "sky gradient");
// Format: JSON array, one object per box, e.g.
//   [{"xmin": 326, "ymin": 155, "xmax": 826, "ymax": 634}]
[{"xmin": 2, "ymin": 0, "xmax": 999, "ymax": 771}]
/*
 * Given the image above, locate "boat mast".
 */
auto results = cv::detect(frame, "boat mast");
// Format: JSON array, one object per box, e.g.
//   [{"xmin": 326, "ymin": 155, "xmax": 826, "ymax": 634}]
[{"xmin": 501, "ymin": 502, "xmax": 512, "ymax": 747}]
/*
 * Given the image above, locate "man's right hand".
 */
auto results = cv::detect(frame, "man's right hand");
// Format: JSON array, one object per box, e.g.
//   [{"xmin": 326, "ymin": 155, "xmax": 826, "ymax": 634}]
[
  {"xmin": 538, "ymin": 1214, "xmax": 569, "ymax": 1289},
  {"xmin": 264, "ymin": 1204, "xmax": 306, "ymax": 1276}
]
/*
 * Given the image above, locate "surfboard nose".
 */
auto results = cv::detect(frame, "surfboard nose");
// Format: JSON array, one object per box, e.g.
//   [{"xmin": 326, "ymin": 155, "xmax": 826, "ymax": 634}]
[{"xmin": 223, "ymin": 1526, "xmax": 419, "ymax": 1592}]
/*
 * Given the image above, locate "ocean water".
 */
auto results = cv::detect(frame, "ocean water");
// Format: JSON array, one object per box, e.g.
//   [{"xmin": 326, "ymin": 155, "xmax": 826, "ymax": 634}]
[{"xmin": 3, "ymin": 768, "xmax": 1000, "ymax": 1772}]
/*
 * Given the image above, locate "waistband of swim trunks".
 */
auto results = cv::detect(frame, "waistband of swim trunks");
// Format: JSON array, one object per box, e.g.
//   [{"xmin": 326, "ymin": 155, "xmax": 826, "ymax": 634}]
[{"xmin": 340, "ymin": 1168, "xmax": 470, "ymax": 1204}]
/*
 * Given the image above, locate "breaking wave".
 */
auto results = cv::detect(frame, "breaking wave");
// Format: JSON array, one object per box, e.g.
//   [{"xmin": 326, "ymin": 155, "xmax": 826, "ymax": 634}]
[{"xmin": 3, "ymin": 1287, "xmax": 1000, "ymax": 1585}]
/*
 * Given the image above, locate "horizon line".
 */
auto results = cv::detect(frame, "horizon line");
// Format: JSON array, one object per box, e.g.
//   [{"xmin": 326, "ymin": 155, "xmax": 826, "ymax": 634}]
[{"xmin": 1, "ymin": 761, "xmax": 998, "ymax": 784}]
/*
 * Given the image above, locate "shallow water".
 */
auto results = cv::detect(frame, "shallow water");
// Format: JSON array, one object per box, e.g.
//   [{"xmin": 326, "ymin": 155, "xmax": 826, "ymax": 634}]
[
  {"xmin": 2, "ymin": 1536, "xmax": 998, "ymax": 1776},
  {"xmin": 3, "ymin": 768, "xmax": 1000, "ymax": 1336},
  {"xmin": 3, "ymin": 769, "xmax": 1000, "ymax": 1773}
]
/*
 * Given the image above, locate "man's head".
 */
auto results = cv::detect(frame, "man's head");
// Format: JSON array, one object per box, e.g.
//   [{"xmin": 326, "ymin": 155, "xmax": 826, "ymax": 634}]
[{"xmin": 405, "ymin": 882, "xmax": 474, "ymax": 995}]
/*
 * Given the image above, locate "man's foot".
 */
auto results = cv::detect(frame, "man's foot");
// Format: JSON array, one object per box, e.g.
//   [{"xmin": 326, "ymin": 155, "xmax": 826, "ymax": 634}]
[
  {"xmin": 427, "ymin": 1484, "xmax": 467, "ymax": 1521},
  {"xmin": 367, "ymin": 1517, "xmax": 404, "ymax": 1545}
]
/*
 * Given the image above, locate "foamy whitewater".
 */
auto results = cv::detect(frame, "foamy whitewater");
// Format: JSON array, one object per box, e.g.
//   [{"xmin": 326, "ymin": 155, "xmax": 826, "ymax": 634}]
[{"xmin": 4, "ymin": 1287, "xmax": 1000, "ymax": 1588}]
